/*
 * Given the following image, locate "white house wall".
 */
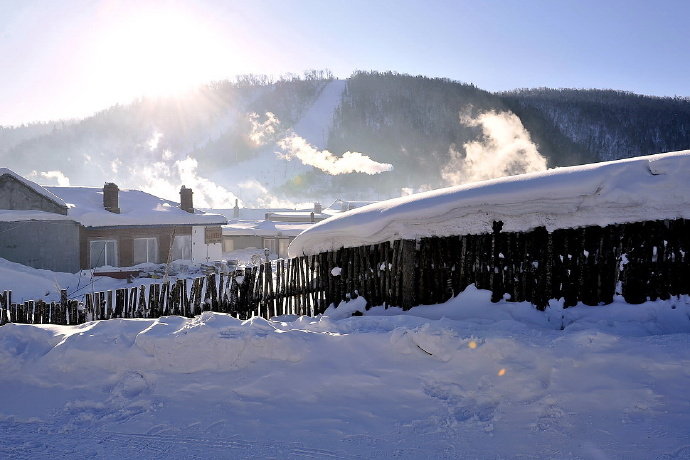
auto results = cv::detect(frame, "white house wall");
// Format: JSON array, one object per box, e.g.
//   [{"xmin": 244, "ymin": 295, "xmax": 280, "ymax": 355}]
[{"xmin": 191, "ymin": 226, "xmax": 222, "ymax": 264}]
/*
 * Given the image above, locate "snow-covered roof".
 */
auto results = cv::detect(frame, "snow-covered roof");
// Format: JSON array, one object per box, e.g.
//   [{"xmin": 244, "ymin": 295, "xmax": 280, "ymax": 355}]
[
  {"xmin": 322, "ymin": 199, "xmax": 377, "ymax": 215},
  {"xmin": 0, "ymin": 168, "xmax": 67, "ymax": 209},
  {"xmin": 289, "ymin": 150, "xmax": 690, "ymax": 257},
  {"xmin": 207, "ymin": 207, "xmax": 296, "ymax": 221},
  {"xmin": 223, "ymin": 219, "xmax": 313, "ymax": 238},
  {"xmin": 266, "ymin": 211, "xmax": 328, "ymax": 222},
  {"xmin": 46, "ymin": 186, "xmax": 227, "ymax": 228}
]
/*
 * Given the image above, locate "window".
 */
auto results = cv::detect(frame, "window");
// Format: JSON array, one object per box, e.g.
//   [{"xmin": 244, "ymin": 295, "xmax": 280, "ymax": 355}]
[
  {"xmin": 278, "ymin": 239, "xmax": 290, "ymax": 258},
  {"xmin": 171, "ymin": 235, "xmax": 192, "ymax": 261},
  {"xmin": 263, "ymin": 238, "xmax": 277, "ymax": 255},
  {"xmin": 90, "ymin": 240, "xmax": 118, "ymax": 268},
  {"xmin": 223, "ymin": 238, "xmax": 234, "ymax": 253},
  {"xmin": 133, "ymin": 237, "xmax": 158, "ymax": 265}
]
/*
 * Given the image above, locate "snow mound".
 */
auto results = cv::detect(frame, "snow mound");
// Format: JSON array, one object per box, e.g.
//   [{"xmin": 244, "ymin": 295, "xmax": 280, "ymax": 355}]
[{"xmin": 289, "ymin": 150, "xmax": 690, "ymax": 256}]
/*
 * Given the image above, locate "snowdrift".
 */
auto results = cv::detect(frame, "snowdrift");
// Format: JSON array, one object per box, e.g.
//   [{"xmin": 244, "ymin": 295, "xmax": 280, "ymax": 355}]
[{"xmin": 1, "ymin": 288, "xmax": 690, "ymax": 458}]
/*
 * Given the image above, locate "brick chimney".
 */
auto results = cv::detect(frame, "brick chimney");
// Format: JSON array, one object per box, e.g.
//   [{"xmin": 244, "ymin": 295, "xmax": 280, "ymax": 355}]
[
  {"xmin": 180, "ymin": 186, "xmax": 194, "ymax": 213},
  {"xmin": 103, "ymin": 182, "xmax": 120, "ymax": 214}
]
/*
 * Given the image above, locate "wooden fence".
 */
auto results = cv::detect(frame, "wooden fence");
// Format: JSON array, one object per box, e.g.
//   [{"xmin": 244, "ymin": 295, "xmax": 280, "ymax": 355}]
[{"xmin": 2, "ymin": 218, "xmax": 689, "ymax": 326}]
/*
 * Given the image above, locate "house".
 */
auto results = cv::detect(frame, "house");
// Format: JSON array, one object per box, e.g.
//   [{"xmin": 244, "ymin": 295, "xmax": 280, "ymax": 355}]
[
  {"xmin": 0, "ymin": 168, "xmax": 227, "ymax": 272},
  {"xmin": 222, "ymin": 219, "xmax": 314, "ymax": 258},
  {"xmin": 0, "ymin": 168, "xmax": 81, "ymax": 272},
  {"xmin": 220, "ymin": 200, "xmax": 376, "ymax": 258}
]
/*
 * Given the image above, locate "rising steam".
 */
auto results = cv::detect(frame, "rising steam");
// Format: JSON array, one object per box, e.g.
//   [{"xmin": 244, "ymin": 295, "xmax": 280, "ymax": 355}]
[
  {"xmin": 278, "ymin": 133, "xmax": 393, "ymax": 175},
  {"xmin": 249, "ymin": 111, "xmax": 392, "ymax": 176},
  {"xmin": 248, "ymin": 112, "xmax": 280, "ymax": 146},
  {"xmin": 121, "ymin": 131, "xmax": 242, "ymax": 209},
  {"xmin": 442, "ymin": 110, "xmax": 547, "ymax": 185},
  {"xmin": 30, "ymin": 170, "xmax": 71, "ymax": 186}
]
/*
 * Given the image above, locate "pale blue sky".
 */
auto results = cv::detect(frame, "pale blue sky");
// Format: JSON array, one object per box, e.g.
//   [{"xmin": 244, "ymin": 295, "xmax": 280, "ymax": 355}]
[{"xmin": 1, "ymin": 0, "xmax": 689, "ymax": 125}]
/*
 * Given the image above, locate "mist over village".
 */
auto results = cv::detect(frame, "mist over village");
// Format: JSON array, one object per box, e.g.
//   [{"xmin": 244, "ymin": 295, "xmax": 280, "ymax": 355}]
[{"xmin": 1, "ymin": 1, "xmax": 690, "ymax": 458}]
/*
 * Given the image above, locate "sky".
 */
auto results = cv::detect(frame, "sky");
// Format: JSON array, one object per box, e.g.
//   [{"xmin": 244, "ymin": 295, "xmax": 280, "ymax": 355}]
[{"xmin": 1, "ymin": 0, "xmax": 689, "ymax": 126}]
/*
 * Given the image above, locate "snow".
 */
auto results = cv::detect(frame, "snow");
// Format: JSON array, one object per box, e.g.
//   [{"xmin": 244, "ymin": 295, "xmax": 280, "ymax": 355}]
[
  {"xmin": 0, "ymin": 168, "xmax": 67, "ymax": 208},
  {"xmin": 46, "ymin": 186, "xmax": 227, "ymax": 228},
  {"xmin": 289, "ymin": 150, "xmax": 690, "ymax": 257},
  {"xmin": 1, "ymin": 284, "xmax": 690, "ymax": 458}
]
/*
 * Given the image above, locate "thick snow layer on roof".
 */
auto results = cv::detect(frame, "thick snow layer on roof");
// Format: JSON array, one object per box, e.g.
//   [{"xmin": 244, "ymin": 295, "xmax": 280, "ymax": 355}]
[
  {"xmin": 289, "ymin": 150, "xmax": 690, "ymax": 257},
  {"xmin": 0, "ymin": 168, "xmax": 66, "ymax": 208},
  {"xmin": 223, "ymin": 219, "xmax": 313, "ymax": 237},
  {"xmin": 47, "ymin": 186, "xmax": 227, "ymax": 228}
]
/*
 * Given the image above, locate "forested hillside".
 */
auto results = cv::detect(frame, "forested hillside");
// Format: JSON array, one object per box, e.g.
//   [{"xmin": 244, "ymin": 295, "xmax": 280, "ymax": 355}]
[
  {"xmin": 1, "ymin": 71, "xmax": 688, "ymax": 207},
  {"xmin": 502, "ymin": 88, "xmax": 690, "ymax": 162}
]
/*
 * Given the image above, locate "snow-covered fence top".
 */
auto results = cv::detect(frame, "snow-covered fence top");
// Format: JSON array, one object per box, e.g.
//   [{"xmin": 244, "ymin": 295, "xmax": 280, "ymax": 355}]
[{"xmin": 289, "ymin": 150, "xmax": 690, "ymax": 257}]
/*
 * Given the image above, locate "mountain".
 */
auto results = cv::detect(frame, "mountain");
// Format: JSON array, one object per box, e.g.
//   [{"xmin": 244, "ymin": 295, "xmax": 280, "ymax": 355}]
[{"xmin": 2, "ymin": 71, "xmax": 689, "ymax": 208}]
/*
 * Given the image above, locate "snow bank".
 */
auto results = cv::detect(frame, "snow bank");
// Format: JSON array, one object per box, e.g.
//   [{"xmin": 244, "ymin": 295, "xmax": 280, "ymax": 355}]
[
  {"xmin": 1, "ymin": 287, "xmax": 690, "ymax": 458},
  {"xmin": 289, "ymin": 150, "xmax": 690, "ymax": 256}
]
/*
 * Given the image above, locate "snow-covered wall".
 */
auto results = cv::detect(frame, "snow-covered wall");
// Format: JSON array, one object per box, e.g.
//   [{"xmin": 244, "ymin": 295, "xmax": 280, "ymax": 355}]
[{"xmin": 289, "ymin": 150, "xmax": 690, "ymax": 257}]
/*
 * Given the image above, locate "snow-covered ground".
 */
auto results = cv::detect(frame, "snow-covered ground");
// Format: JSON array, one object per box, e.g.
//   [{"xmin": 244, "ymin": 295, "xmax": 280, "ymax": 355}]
[{"xmin": 2, "ymin": 281, "xmax": 690, "ymax": 458}]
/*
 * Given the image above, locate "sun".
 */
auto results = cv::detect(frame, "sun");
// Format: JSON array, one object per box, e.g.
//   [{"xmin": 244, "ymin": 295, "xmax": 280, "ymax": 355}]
[{"xmin": 94, "ymin": 6, "xmax": 236, "ymax": 98}]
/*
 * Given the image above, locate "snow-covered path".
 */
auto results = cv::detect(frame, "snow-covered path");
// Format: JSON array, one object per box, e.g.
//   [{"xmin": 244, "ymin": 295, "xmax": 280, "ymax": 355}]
[{"xmin": 2, "ymin": 287, "xmax": 690, "ymax": 459}]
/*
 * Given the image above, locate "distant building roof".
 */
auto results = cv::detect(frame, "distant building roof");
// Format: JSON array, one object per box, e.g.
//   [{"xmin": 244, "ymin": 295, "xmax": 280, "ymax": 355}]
[
  {"xmin": 223, "ymin": 219, "xmax": 312, "ymax": 238},
  {"xmin": 323, "ymin": 199, "xmax": 376, "ymax": 215},
  {"xmin": 0, "ymin": 209, "xmax": 75, "ymax": 223},
  {"xmin": 265, "ymin": 211, "xmax": 328, "ymax": 222},
  {"xmin": 47, "ymin": 186, "xmax": 227, "ymax": 228}
]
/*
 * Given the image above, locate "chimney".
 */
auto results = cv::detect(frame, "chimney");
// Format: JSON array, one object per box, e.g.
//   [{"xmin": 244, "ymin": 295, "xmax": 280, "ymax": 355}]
[
  {"xmin": 313, "ymin": 202, "xmax": 322, "ymax": 214},
  {"xmin": 180, "ymin": 186, "xmax": 194, "ymax": 213},
  {"xmin": 233, "ymin": 198, "xmax": 240, "ymax": 219},
  {"xmin": 103, "ymin": 182, "xmax": 120, "ymax": 214}
]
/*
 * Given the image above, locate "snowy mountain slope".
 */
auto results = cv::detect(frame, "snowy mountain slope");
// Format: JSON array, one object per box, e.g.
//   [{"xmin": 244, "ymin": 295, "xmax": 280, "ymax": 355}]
[
  {"xmin": 3, "ymin": 74, "xmax": 690, "ymax": 207},
  {"xmin": 1, "ymin": 288, "xmax": 689, "ymax": 458},
  {"xmin": 210, "ymin": 80, "xmax": 347, "ymax": 205},
  {"xmin": 292, "ymin": 79, "xmax": 347, "ymax": 149}
]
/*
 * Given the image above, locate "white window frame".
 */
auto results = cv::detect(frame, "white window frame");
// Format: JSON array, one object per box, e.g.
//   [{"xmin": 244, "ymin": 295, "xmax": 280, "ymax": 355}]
[
  {"xmin": 133, "ymin": 237, "xmax": 158, "ymax": 265},
  {"xmin": 89, "ymin": 239, "xmax": 118, "ymax": 268}
]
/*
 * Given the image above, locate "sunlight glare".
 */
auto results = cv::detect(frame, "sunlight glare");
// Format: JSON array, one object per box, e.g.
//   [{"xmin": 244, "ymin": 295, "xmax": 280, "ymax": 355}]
[{"xmin": 95, "ymin": 6, "xmax": 236, "ymax": 98}]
